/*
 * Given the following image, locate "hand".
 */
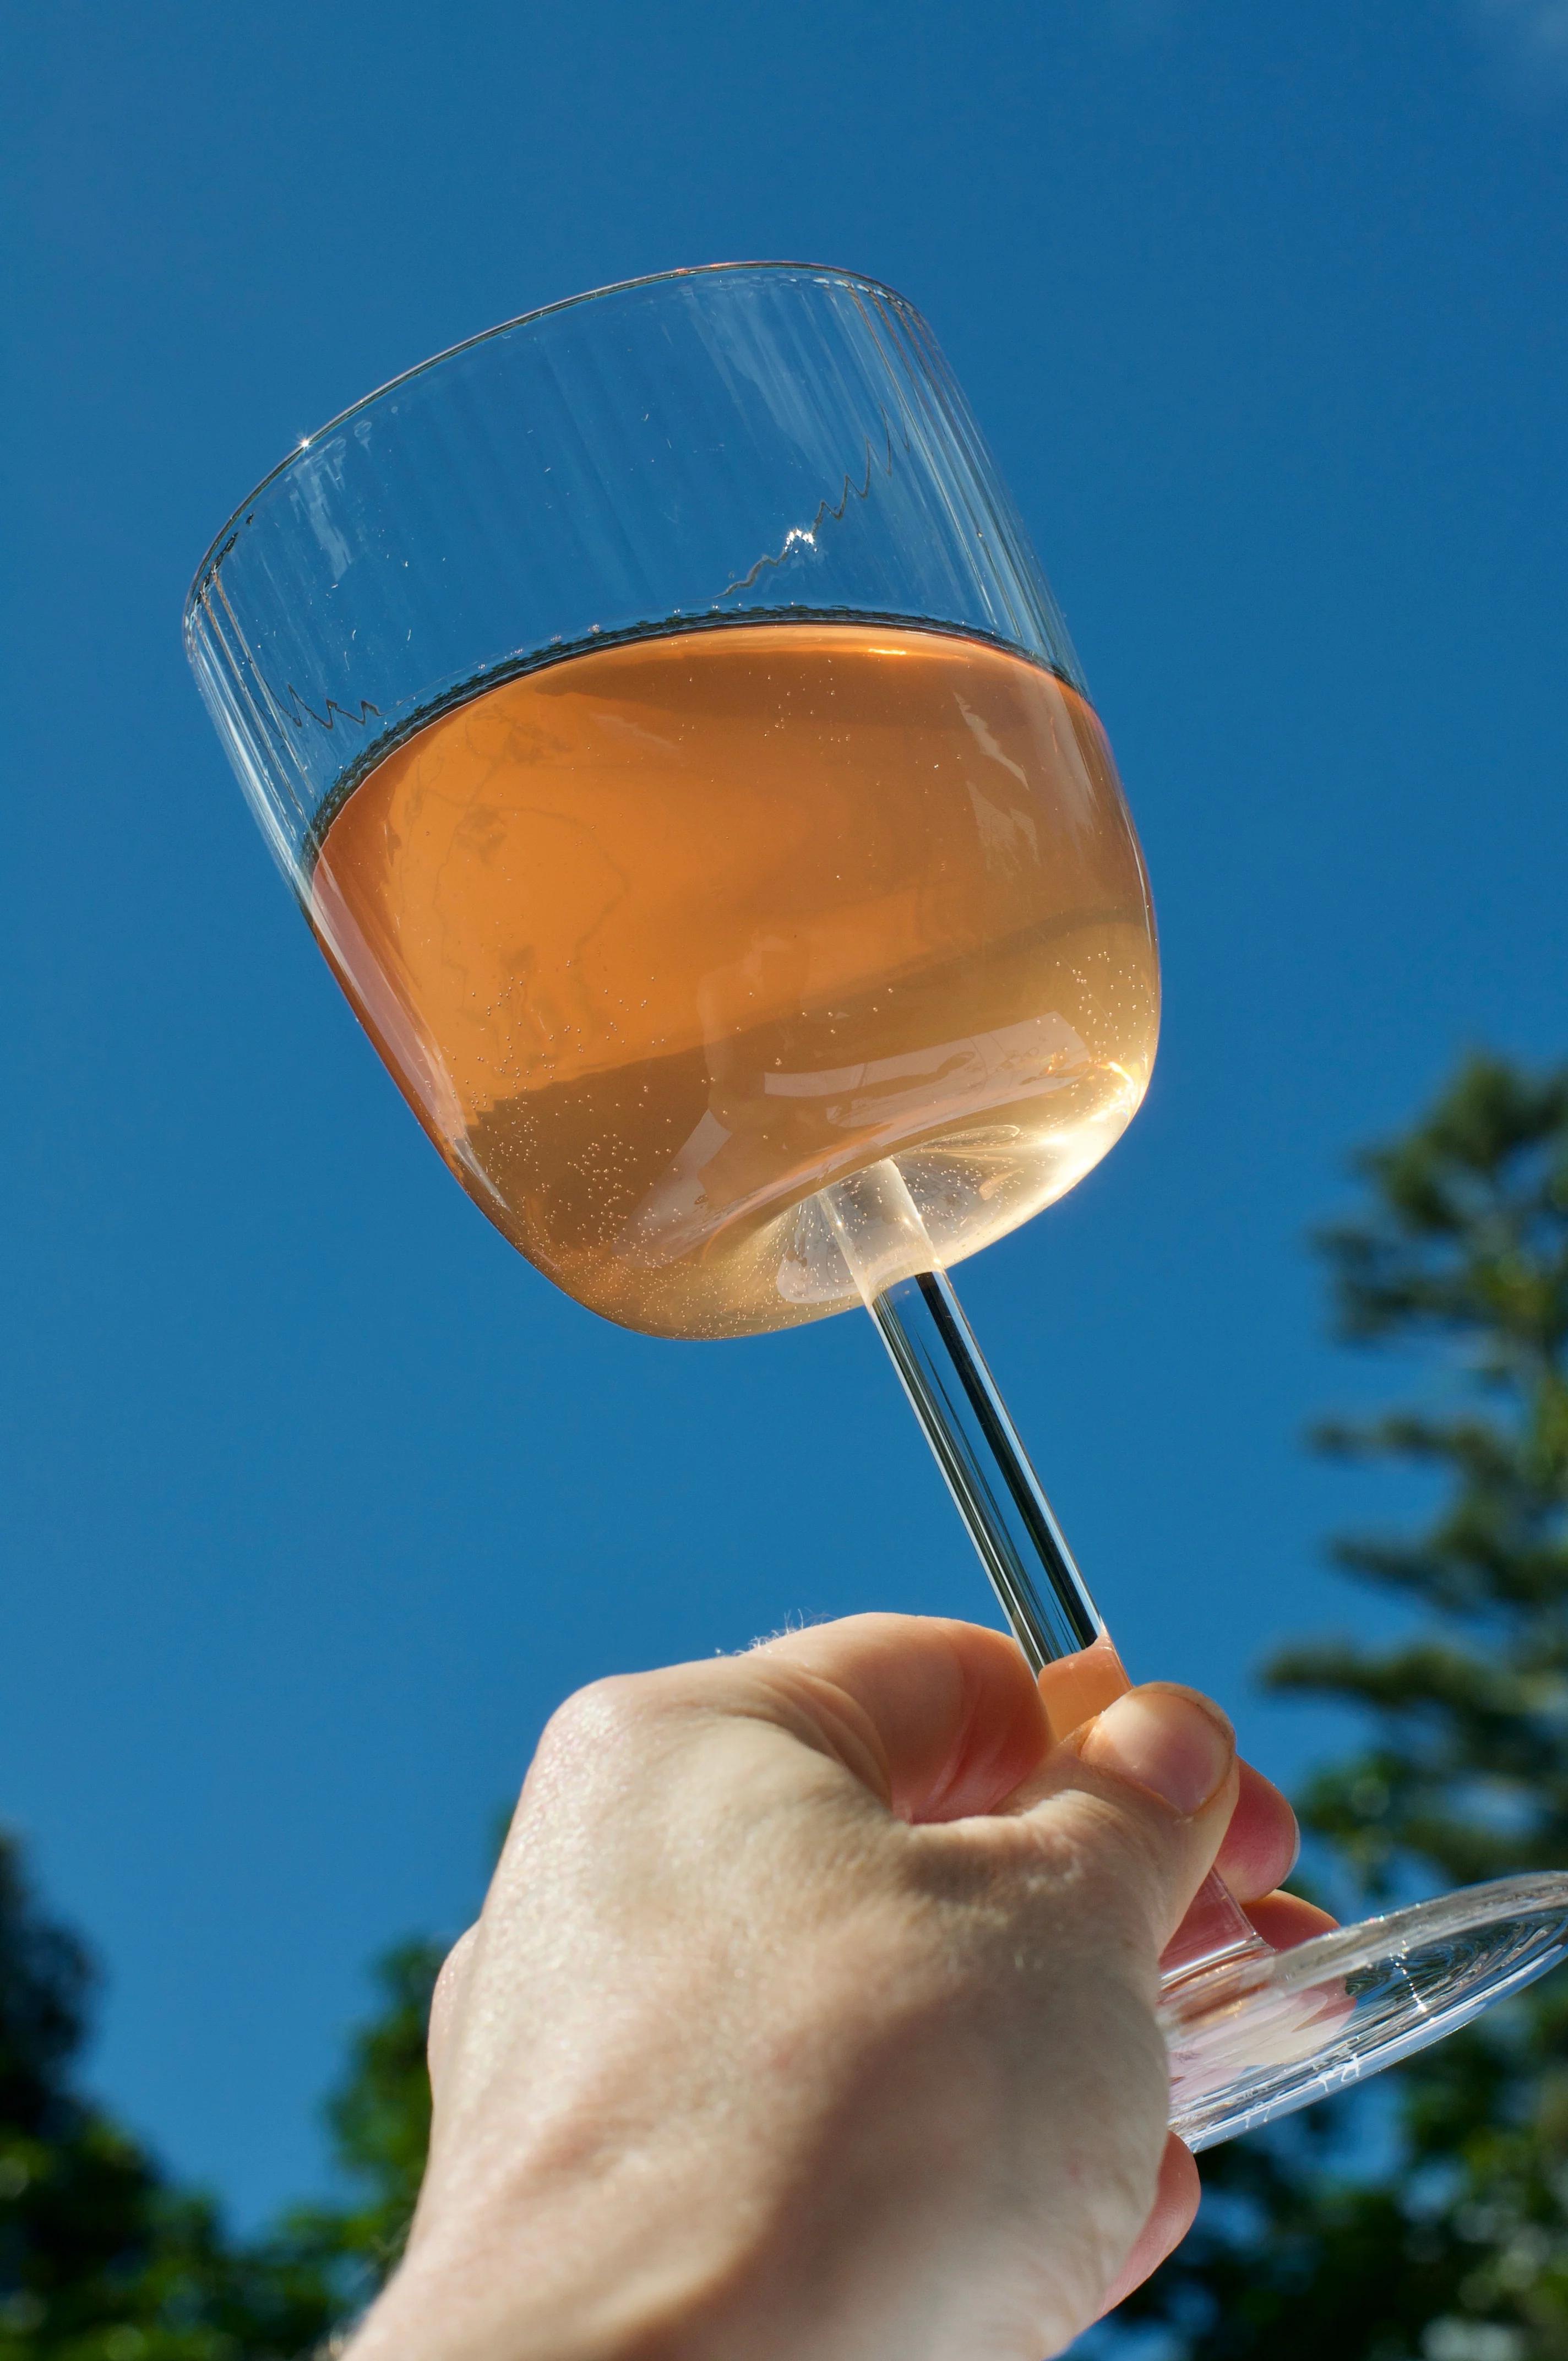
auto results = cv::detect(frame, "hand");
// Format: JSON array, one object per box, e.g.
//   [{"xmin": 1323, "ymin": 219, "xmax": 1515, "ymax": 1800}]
[{"xmin": 348, "ymin": 1615, "xmax": 1311, "ymax": 2361}]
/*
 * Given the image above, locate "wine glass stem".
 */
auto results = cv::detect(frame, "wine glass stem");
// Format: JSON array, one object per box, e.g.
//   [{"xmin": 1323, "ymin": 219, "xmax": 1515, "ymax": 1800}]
[
  {"xmin": 820, "ymin": 1160, "xmax": 1099, "ymax": 1673},
  {"xmin": 820, "ymin": 1161, "xmax": 1266, "ymax": 1987}
]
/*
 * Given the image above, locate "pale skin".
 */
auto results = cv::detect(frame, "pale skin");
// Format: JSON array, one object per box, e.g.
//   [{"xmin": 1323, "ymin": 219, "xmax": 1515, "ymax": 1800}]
[{"xmin": 348, "ymin": 1616, "xmax": 1330, "ymax": 2360}]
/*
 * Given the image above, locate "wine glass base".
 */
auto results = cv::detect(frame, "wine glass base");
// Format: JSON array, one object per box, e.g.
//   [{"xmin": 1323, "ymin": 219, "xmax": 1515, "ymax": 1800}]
[{"xmin": 1163, "ymin": 1872, "xmax": 1568, "ymax": 2153}]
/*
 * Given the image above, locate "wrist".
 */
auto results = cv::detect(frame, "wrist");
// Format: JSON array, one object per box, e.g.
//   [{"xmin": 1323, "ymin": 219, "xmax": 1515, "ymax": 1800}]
[{"xmin": 342, "ymin": 2173, "xmax": 758, "ymax": 2361}]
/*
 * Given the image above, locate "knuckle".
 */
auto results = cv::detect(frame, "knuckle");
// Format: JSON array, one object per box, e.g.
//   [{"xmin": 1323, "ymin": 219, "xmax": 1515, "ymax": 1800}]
[{"xmin": 533, "ymin": 1672, "xmax": 648, "ymax": 1769}]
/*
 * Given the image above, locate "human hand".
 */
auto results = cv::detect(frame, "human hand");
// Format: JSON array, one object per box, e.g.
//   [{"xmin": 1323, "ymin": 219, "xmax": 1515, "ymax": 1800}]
[{"xmin": 348, "ymin": 1615, "xmax": 1312, "ymax": 2361}]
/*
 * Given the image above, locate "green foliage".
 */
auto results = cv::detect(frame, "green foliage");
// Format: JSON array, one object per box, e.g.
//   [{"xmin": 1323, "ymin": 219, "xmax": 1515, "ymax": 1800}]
[
  {"xmin": 1122, "ymin": 1053, "xmax": 1568, "ymax": 2359},
  {"xmin": 277, "ymin": 1941, "xmax": 443, "ymax": 2322},
  {"xmin": 0, "ymin": 1832, "xmax": 338, "ymax": 2361},
  {"xmin": 0, "ymin": 1817, "xmax": 445, "ymax": 2356}
]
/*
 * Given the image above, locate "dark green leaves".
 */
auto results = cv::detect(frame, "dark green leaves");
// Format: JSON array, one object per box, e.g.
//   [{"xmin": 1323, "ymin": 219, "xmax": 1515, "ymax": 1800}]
[{"xmin": 1122, "ymin": 1055, "xmax": 1568, "ymax": 2360}]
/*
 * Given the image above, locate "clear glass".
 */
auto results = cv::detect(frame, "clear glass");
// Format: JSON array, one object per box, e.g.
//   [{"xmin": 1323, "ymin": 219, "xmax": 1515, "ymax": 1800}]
[{"xmin": 186, "ymin": 261, "xmax": 1568, "ymax": 2153}]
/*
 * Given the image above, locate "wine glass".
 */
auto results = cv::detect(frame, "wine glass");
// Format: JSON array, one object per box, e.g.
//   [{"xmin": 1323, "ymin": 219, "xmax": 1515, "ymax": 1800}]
[{"xmin": 184, "ymin": 262, "xmax": 1568, "ymax": 2151}]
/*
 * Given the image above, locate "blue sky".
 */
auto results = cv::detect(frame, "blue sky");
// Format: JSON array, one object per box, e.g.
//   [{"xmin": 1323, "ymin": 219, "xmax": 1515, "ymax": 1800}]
[{"xmin": 4, "ymin": 0, "xmax": 1566, "ymax": 2228}]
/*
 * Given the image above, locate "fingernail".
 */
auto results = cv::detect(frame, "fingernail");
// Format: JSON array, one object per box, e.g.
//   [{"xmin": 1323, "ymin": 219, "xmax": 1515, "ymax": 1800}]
[{"xmin": 1079, "ymin": 1686, "xmax": 1235, "ymax": 1816}]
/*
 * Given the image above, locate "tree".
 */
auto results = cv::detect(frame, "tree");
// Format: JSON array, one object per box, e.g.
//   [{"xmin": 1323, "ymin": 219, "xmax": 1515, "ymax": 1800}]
[
  {"xmin": 0, "ymin": 1830, "xmax": 338, "ymax": 2361},
  {"xmin": 276, "ymin": 1940, "xmax": 443, "ymax": 2329},
  {"xmin": 0, "ymin": 1808, "xmax": 445, "ymax": 2359},
  {"xmin": 1120, "ymin": 1053, "xmax": 1568, "ymax": 2359}
]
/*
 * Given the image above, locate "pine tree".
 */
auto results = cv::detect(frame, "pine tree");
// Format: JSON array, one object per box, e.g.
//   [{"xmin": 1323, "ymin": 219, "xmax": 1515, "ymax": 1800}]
[{"xmin": 1121, "ymin": 1053, "xmax": 1568, "ymax": 2360}]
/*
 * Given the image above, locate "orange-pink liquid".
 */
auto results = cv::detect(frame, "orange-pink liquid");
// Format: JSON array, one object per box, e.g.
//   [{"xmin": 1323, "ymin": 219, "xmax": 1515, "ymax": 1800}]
[{"xmin": 311, "ymin": 623, "xmax": 1158, "ymax": 1338}]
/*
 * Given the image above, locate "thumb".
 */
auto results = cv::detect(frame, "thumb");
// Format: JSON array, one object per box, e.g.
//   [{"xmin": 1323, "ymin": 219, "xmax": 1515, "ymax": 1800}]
[{"xmin": 1013, "ymin": 1683, "xmax": 1240, "ymax": 1957}]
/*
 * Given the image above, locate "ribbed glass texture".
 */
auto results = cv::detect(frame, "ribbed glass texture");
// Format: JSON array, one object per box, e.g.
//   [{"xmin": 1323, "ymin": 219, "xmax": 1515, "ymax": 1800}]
[{"xmin": 184, "ymin": 262, "xmax": 1080, "ymax": 889}]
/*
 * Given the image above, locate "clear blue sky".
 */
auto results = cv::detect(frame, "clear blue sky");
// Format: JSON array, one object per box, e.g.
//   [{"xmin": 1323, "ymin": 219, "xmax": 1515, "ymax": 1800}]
[{"xmin": 4, "ymin": 0, "xmax": 1565, "ymax": 2230}]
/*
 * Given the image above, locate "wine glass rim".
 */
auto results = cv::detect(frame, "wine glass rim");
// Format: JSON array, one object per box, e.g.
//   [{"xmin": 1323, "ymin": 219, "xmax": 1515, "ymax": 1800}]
[{"xmin": 184, "ymin": 259, "xmax": 920, "ymax": 610}]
